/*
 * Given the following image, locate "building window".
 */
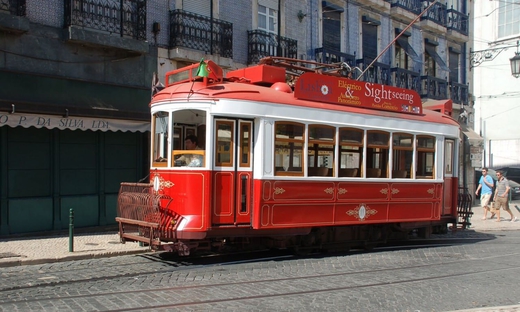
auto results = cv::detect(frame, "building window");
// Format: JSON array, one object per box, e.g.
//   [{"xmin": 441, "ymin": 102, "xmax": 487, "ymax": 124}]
[
  {"xmin": 498, "ymin": 0, "xmax": 520, "ymax": 38},
  {"xmin": 258, "ymin": 4, "xmax": 277, "ymax": 33}
]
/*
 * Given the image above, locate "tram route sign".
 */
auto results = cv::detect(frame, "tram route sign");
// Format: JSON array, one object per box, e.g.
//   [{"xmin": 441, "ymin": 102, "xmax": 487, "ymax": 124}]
[{"xmin": 294, "ymin": 72, "xmax": 422, "ymax": 115}]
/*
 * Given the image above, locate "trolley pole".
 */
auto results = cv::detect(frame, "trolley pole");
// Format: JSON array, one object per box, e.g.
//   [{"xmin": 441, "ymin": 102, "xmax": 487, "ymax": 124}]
[{"xmin": 69, "ymin": 208, "xmax": 74, "ymax": 252}]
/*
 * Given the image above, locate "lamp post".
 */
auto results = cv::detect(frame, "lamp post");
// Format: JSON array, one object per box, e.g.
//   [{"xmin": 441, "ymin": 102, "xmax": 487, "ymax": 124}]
[{"xmin": 470, "ymin": 40, "xmax": 520, "ymax": 78}]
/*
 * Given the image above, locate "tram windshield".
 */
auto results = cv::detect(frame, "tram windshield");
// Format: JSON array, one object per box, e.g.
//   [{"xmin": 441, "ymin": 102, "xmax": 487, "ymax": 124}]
[{"xmin": 152, "ymin": 109, "xmax": 206, "ymax": 168}]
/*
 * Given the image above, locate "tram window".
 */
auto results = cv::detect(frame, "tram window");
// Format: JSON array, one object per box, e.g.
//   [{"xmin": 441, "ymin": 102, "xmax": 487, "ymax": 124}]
[
  {"xmin": 308, "ymin": 125, "xmax": 335, "ymax": 177},
  {"xmin": 338, "ymin": 128, "xmax": 363, "ymax": 177},
  {"xmin": 152, "ymin": 111, "xmax": 169, "ymax": 167},
  {"xmin": 392, "ymin": 133, "xmax": 413, "ymax": 178},
  {"xmin": 445, "ymin": 139, "xmax": 454, "ymax": 174},
  {"xmin": 173, "ymin": 127, "xmax": 182, "ymax": 150},
  {"xmin": 416, "ymin": 136, "xmax": 435, "ymax": 178},
  {"xmin": 239, "ymin": 122, "xmax": 251, "ymax": 167},
  {"xmin": 275, "ymin": 122, "xmax": 304, "ymax": 176},
  {"xmin": 366, "ymin": 131, "xmax": 389, "ymax": 178},
  {"xmin": 215, "ymin": 120, "xmax": 234, "ymax": 167}
]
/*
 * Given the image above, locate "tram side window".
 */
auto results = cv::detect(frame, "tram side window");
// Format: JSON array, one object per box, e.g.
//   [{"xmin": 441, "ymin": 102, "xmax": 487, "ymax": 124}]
[
  {"xmin": 416, "ymin": 136, "xmax": 435, "ymax": 179},
  {"xmin": 215, "ymin": 120, "xmax": 234, "ymax": 167},
  {"xmin": 445, "ymin": 139, "xmax": 454, "ymax": 174},
  {"xmin": 152, "ymin": 111, "xmax": 169, "ymax": 167},
  {"xmin": 338, "ymin": 128, "xmax": 363, "ymax": 177},
  {"xmin": 275, "ymin": 122, "xmax": 304, "ymax": 176},
  {"xmin": 366, "ymin": 131, "xmax": 389, "ymax": 178},
  {"xmin": 392, "ymin": 133, "xmax": 413, "ymax": 178},
  {"xmin": 308, "ymin": 125, "xmax": 335, "ymax": 177}
]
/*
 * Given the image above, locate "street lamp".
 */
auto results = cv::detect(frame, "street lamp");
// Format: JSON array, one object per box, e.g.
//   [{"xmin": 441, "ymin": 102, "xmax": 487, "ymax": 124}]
[
  {"xmin": 470, "ymin": 40, "xmax": 520, "ymax": 78},
  {"xmin": 510, "ymin": 49, "xmax": 520, "ymax": 78}
]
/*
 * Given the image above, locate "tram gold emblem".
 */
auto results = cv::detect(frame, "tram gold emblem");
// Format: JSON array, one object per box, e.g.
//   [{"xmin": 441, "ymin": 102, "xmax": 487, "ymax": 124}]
[
  {"xmin": 273, "ymin": 187, "xmax": 286, "ymax": 195},
  {"xmin": 324, "ymin": 187, "xmax": 334, "ymax": 194},
  {"xmin": 346, "ymin": 203, "xmax": 377, "ymax": 221},
  {"xmin": 152, "ymin": 173, "xmax": 174, "ymax": 191},
  {"xmin": 338, "ymin": 188, "xmax": 347, "ymax": 195},
  {"xmin": 380, "ymin": 188, "xmax": 389, "ymax": 195},
  {"xmin": 391, "ymin": 188, "xmax": 400, "ymax": 194},
  {"xmin": 427, "ymin": 188, "xmax": 434, "ymax": 195}
]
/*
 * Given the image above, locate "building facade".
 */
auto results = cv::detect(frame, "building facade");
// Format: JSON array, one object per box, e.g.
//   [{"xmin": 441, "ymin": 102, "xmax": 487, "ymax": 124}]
[{"xmin": 0, "ymin": 0, "xmax": 473, "ymax": 235}]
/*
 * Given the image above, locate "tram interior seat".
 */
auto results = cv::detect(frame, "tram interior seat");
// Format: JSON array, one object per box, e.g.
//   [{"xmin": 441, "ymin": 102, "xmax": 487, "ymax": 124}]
[
  {"xmin": 308, "ymin": 167, "xmax": 329, "ymax": 176},
  {"xmin": 392, "ymin": 170, "xmax": 407, "ymax": 178},
  {"xmin": 366, "ymin": 168, "xmax": 381, "ymax": 178},
  {"xmin": 339, "ymin": 168, "xmax": 358, "ymax": 177}
]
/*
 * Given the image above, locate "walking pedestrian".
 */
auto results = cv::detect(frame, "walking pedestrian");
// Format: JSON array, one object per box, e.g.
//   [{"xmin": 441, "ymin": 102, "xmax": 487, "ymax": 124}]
[
  {"xmin": 493, "ymin": 170, "xmax": 518, "ymax": 222},
  {"xmin": 476, "ymin": 168, "xmax": 495, "ymax": 220}
]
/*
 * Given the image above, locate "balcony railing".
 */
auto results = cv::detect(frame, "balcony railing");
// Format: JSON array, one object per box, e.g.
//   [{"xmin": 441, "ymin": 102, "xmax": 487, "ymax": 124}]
[
  {"xmin": 170, "ymin": 9, "xmax": 233, "ymax": 58},
  {"xmin": 0, "ymin": 0, "xmax": 26, "ymax": 16},
  {"xmin": 356, "ymin": 57, "xmax": 391, "ymax": 85},
  {"xmin": 447, "ymin": 7, "xmax": 468, "ymax": 36},
  {"xmin": 421, "ymin": 0, "xmax": 447, "ymax": 27},
  {"xmin": 449, "ymin": 81, "xmax": 468, "ymax": 105},
  {"xmin": 388, "ymin": 0, "xmax": 422, "ymax": 15},
  {"xmin": 64, "ymin": 0, "xmax": 146, "ymax": 40},
  {"xmin": 420, "ymin": 75, "xmax": 448, "ymax": 100},
  {"xmin": 391, "ymin": 67, "xmax": 421, "ymax": 95},
  {"xmin": 248, "ymin": 29, "xmax": 297, "ymax": 64}
]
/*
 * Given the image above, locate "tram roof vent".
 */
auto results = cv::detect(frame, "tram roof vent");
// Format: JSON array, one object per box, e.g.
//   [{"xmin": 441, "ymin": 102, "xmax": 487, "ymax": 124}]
[{"xmin": 226, "ymin": 64, "xmax": 286, "ymax": 86}]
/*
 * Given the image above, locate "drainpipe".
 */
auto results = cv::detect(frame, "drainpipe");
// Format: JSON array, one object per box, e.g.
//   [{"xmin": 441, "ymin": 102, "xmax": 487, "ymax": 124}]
[{"xmin": 277, "ymin": 0, "xmax": 281, "ymax": 57}]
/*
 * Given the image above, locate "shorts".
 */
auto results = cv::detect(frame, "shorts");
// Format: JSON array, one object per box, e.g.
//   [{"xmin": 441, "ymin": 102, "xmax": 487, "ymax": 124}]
[
  {"xmin": 480, "ymin": 193, "xmax": 492, "ymax": 208},
  {"xmin": 494, "ymin": 196, "xmax": 511, "ymax": 212}
]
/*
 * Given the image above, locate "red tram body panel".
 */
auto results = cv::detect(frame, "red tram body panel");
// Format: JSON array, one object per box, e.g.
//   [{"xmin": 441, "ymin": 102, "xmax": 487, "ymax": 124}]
[{"xmin": 116, "ymin": 58, "xmax": 461, "ymax": 255}]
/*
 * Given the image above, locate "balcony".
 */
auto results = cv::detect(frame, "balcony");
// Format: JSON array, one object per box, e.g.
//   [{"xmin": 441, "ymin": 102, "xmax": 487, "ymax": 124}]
[
  {"xmin": 391, "ymin": 67, "xmax": 421, "ymax": 95},
  {"xmin": 420, "ymin": 75, "xmax": 448, "ymax": 100},
  {"xmin": 447, "ymin": 7, "xmax": 469, "ymax": 42},
  {"xmin": 248, "ymin": 29, "xmax": 296, "ymax": 65},
  {"xmin": 314, "ymin": 48, "xmax": 357, "ymax": 78},
  {"xmin": 170, "ymin": 9, "xmax": 233, "ymax": 59},
  {"xmin": 64, "ymin": 0, "xmax": 146, "ymax": 40},
  {"xmin": 449, "ymin": 81, "xmax": 468, "ymax": 105},
  {"xmin": 420, "ymin": 1, "xmax": 447, "ymax": 33},
  {"xmin": 388, "ymin": 0, "xmax": 421, "ymax": 22},
  {"xmin": 0, "ymin": 0, "xmax": 25, "ymax": 16},
  {"xmin": 356, "ymin": 57, "xmax": 391, "ymax": 85},
  {"xmin": 0, "ymin": 0, "xmax": 28, "ymax": 33}
]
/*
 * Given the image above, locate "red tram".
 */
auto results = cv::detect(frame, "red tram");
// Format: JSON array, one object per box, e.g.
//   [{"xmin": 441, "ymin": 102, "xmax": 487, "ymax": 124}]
[{"xmin": 116, "ymin": 58, "xmax": 461, "ymax": 255}]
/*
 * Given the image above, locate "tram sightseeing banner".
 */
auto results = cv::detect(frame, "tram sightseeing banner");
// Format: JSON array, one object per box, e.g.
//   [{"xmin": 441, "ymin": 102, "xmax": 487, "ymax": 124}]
[{"xmin": 294, "ymin": 72, "xmax": 422, "ymax": 115}]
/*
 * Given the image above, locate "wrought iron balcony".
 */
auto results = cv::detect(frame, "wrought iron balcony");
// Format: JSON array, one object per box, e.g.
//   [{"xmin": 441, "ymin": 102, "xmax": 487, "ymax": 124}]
[
  {"xmin": 248, "ymin": 29, "xmax": 297, "ymax": 65},
  {"xmin": 64, "ymin": 0, "xmax": 146, "ymax": 40},
  {"xmin": 388, "ymin": 0, "xmax": 422, "ymax": 15},
  {"xmin": 170, "ymin": 9, "xmax": 233, "ymax": 58},
  {"xmin": 420, "ymin": 75, "xmax": 448, "ymax": 100},
  {"xmin": 447, "ymin": 7, "xmax": 468, "ymax": 36},
  {"xmin": 449, "ymin": 81, "xmax": 468, "ymax": 105},
  {"xmin": 420, "ymin": 0, "xmax": 447, "ymax": 27},
  {"xmin": 391, "ymin": 67, "xmax": 421, "ymax": 95},
  {"xmin": 0, "ymin": 0, "xmax": 25, "ymax": 16},
  {"xmin": 356, "ymin": 57, "xmax": 391, "ymax": 85}
]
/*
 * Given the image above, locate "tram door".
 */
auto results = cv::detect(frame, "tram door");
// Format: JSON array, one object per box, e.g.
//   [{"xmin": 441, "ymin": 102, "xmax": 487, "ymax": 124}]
[{"xmin": 212, "ymin": 119, "xmax": 253, "ymax": 225}]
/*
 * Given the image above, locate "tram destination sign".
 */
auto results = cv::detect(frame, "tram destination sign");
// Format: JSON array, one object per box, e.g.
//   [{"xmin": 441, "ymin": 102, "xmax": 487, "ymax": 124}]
[{"xmin": 294, "ymin": 73, "xmax": 422, "ymax": 115}]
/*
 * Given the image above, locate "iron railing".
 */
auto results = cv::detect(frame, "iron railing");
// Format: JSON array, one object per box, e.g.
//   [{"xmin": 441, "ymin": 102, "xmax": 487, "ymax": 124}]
[
  {"xmin": 388, "ymin": 0, "xmax": 422, "ymax": 15},
  {"xmin": 447, "ymin": 7, "xmax": 469, "ymax": 36},
  {"xmin": 449, "ymin": 81, "xmax": 469, "ymax": 105},
  {"xmin": 170, "ymin": 9, "xmax": 233, "ymax": 58},
  {"xmin": 420, "ymin": 75, "xmax": 448, "ymax": 100},
  {"xmin": 356, "ymin": 57, "xmax": 391, "ymax": 85},
  {"xmin": 391, "ymin": 67, "xmax": 421, "ymax": 95},
  {"xmin": 64, "ymin": 0, "xmax": 146, "ymax": 40},
  {"xmin": 247, "ymin": 29, "xmax": 297, "ymax": 64},
  {"xmin": 421, "ymin": 0, "xmax": 447, "ymax": 27},
  {"xmin": 0, "ymin": 0, "xmax": 25, "ymax": 16}
]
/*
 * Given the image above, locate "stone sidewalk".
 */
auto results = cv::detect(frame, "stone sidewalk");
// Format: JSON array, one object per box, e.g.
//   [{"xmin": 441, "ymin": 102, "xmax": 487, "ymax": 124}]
[{"xmin": 0, "ymin": 203, "xmax": 518, "ymax": 268}]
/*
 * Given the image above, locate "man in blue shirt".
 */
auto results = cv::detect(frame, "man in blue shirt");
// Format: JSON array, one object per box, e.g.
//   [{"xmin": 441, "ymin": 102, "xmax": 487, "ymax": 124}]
[{"xmin": 476, "ymin": 168, "xmax": 494, "ymax": 220}]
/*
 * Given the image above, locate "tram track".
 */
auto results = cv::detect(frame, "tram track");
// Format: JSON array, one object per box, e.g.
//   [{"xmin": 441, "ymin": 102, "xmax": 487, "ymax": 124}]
[{"xmin": 0, "ymin": 236, "xmax": 491, "ymax": 297}]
